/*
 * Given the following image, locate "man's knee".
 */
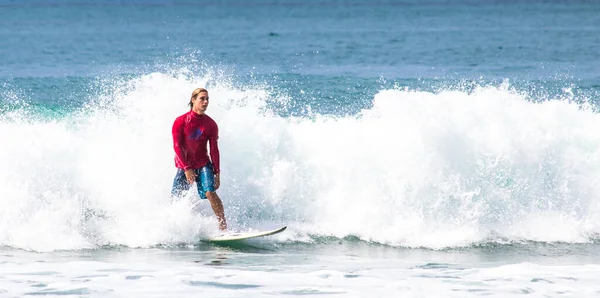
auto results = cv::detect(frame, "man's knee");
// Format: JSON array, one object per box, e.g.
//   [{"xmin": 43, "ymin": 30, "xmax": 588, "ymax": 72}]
[{"xmin": 205, "ymin": 191, "xmax": 218, "ymax": 200}]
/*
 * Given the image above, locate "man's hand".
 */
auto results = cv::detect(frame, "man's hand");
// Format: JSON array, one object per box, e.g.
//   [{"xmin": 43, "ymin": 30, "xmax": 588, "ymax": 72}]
[
  {"xmin": 214, "ymin": 173, "xmax": 220, "ymax": 190},
  {"xmin": 184, "ymin": 169, "xmax": 197, "ymax": 184}
]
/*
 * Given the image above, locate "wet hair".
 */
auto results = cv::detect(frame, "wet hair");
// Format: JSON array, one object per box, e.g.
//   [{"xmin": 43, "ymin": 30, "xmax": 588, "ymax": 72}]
[{"xmin": 188, "ymin": 88, "xmax": 208, "ymax": 109}]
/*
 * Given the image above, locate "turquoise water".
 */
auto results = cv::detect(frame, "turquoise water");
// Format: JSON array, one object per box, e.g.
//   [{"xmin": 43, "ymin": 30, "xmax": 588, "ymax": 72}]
[{"xmin": 2, "ymin": 1, "xmax": 600, "ymax": 297}]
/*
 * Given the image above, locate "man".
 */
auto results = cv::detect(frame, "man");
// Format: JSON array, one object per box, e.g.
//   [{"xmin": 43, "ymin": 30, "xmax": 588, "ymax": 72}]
[{"xmin": 171, "ymin": 87, "xmax": 227, "ymax": 231}]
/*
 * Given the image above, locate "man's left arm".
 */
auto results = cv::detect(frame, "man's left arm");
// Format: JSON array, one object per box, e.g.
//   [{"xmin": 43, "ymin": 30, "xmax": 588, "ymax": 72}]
[{"xmin": 209, "ymin": 123, "xmax": 221, "ymax": 189}]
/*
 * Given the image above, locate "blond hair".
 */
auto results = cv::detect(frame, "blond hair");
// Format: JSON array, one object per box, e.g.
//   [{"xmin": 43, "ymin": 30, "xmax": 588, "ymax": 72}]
[{"xmin": 188, "ymin": 88, "xmax": 208, "ymax": 109}]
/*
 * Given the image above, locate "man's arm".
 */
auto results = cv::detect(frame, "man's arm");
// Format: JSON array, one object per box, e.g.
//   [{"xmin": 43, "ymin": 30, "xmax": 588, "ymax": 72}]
[
  {"xmin": 209, "ymin": 122, "xmax": 221, "ymax": 190},
  {"xmin": 172, "ymin": 117, "xmax": 191, "ymax": 170},
  {"xmin": 209, "ymin": 125, "xmax": 220, "ymax": 175}
]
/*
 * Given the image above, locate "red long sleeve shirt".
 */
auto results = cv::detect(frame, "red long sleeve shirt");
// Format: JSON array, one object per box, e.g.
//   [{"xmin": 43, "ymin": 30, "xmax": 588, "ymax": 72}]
[{"xmin": 172, "ymin": 110, "xmax": 220, "ymax": 174}]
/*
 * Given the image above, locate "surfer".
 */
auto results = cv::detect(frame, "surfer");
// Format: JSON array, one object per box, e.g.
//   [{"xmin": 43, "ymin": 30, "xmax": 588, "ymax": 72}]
[{"xmin": 170, "ymin": 87, "xmax": 227, "ymax": 231}]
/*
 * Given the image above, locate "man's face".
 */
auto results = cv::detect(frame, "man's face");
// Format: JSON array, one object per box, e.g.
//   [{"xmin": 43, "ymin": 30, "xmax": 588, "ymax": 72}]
[{"xmin": 193, "ymin": 92, "xmax": 209, "ymax": 113}]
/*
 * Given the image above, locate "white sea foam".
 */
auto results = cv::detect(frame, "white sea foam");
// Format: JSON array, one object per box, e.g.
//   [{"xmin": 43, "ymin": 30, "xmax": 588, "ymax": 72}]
[{"xmin": 2, "ymin": 72, "xmax": 600, "ymax": 251}]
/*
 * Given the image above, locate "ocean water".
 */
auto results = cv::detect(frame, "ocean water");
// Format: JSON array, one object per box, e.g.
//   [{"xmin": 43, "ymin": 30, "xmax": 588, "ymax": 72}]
[{"xmin": 2, "ymin": 0, "xmax": 600, "ymax": 297}]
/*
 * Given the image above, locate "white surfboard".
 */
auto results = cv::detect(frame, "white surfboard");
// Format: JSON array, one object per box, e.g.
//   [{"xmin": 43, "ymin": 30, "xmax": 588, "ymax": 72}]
[{"xmin": 207, "ymin": 226, "xmax": 287, "ymax": 243}]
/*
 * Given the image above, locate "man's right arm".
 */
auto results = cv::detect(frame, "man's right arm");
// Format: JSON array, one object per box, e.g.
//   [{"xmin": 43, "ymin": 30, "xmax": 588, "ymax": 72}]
[{"xmin": 172, "ymin": 117, "xmax": 191, "ymax": 170}]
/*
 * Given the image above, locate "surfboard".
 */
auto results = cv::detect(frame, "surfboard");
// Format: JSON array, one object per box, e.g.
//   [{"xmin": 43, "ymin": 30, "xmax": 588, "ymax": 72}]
[{"xmin": 206, "ymin": 226, "xmax": 287, "ymax": 243}]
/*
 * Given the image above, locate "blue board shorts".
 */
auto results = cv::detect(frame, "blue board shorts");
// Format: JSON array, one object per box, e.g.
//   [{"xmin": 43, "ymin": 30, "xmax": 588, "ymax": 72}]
[{"xmin": 171, "ymin": 162, "xmax": 215, "ymax": 199}]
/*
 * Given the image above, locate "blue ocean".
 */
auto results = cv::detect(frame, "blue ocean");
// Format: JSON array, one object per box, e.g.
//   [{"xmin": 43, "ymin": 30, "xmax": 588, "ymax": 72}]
[{"xmin": 2, "ymin": 0, "xmax": 600, "ymax": 297}]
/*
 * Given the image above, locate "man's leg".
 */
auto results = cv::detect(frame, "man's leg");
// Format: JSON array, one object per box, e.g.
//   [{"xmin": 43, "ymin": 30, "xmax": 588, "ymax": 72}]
[
  {"xmin": 171, "ymin": 169, "xmax": 190, "ymax": 199},
  {"xmin": 197, "ymin": 164, "xmax": 228, "ymax": 231},
  {"xmin": 206, "ymin": 191, "xmax": 227, "ymax": 231}
]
